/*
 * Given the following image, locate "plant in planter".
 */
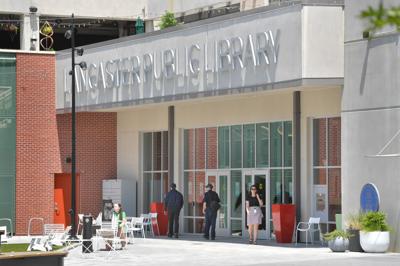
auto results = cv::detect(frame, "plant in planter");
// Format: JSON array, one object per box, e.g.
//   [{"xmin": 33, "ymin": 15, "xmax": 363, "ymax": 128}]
[
  {"xmin": 360, "ymin": 211, "xmax": 391, "ymax": 253},
  {"xmin": 346, "ymin": 213, "xmax": 364, "ymax": 252},
  {"xmin": 323, "ymin": 230, "xmax": 352, "ymax": 252}
]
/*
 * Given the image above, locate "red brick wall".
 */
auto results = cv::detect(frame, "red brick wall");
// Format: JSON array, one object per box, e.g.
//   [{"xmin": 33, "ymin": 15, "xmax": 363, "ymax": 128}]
[
  {"xmin": 57, "ymin": 112, "xmax": 117, "ymax": 217},
  {"xmin": 15, "ymin": 53, "xmax": 62, "ymax": 234},
  {"xmin": 14, "ymin": 53, "xmax": 117, "ymax": 235}
]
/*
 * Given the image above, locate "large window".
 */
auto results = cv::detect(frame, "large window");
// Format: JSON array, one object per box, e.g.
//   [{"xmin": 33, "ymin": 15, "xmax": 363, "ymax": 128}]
[
  {"xmin": 142, "ymin": 131, "xmax": 168, "ymax": 213},
  {"xmin": 183, "ymin": 121, "xmax": 293, "ymax": 234},
  {"xmin": 0, "ymin": 53, "xmax": 16, "ymax": 231},
  {"xmin": 312, "ymin": 117, "xmax": 341, "ymax": 232}
]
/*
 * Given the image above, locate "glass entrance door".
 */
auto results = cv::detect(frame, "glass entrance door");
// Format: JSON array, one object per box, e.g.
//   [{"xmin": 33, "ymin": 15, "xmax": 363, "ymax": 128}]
[
  {"xmin": 206, "ymin": 171, "xmax": 230, "ymax": 236},
  {"xmin": 184, "ymin": 171, "xmax": 230, "ymax": 235},
  {"xmin": 242, "ymin": 170, "xmax": 270, "ymax": 239},
  {"xmin": 183, "ymin": 172, "xmax": 206, "ymax": 233}
]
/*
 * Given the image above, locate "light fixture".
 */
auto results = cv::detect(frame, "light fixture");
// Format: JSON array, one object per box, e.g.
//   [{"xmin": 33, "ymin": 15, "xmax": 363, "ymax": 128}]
[
  {"xmin": 76, "ymin": 48, "xmax": 84, "ymax": 56},
  {"xmin": 78, "ymin": 61, "xmax": 87, "ymax": 70},
  {"xmin": 64, "ymin": 29, "xmax": 72, "ymax": 39},
  {"xmin": 29, "ymin": 6, "xmax": 38, "ymax": 13},
  {"xmin": 30, "ymin": 38, "xmax": 37, "ymax": 51}
]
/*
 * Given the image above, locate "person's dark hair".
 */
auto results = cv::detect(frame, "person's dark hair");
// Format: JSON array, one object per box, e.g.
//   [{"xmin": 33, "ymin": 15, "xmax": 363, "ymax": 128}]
[
  {"xmin": 114, "ymin": 203, "xmax": 123, "ymax": 221},
  {"xmin": 249, "ymin": 185, "xmax": 257, "ymax": 196}
]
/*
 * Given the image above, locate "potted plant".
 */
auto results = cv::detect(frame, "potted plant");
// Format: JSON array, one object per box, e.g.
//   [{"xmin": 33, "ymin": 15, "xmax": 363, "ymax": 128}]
[
  {"xmin": 323, "ymin": 230, "xmax": 351, "ymax": 252},
  {"xmin": 346, "ymin": 213, "xmax": 364, "ymax": 252},
  {"xmin": 360, "ymin": 211, "xmax": 390, "ymax": 253}
]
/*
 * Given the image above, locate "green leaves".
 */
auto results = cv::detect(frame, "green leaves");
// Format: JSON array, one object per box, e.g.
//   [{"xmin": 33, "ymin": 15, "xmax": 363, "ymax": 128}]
[
  {"xmin": 159, "ymin": 11, "xmax": 178, "ymax": 30},
  {"xmin": 323, "ymin": 230, "xmax": 353, "ymax": 241},
  {"xmin": 360, "ymin": 3, "xmax": 400, "ymax": 36},
  {"xmin": 360, "ymin": 211, "xmax": 391, "ymax": 232}
]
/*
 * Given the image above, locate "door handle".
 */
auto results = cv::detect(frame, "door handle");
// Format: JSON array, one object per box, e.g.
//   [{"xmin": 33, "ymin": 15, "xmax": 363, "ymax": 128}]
[{"xmin": 54, "ymin": 202, "xmax": 59, "ymax": 215}]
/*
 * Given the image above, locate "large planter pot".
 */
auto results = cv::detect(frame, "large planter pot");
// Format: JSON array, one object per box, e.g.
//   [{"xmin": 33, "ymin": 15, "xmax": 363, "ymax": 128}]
[
  {"xmin": 271, "ymin": 204, "xmax": 296, "ymax": 243},
  {"xmin": 328, "ymin": 237, "xmax": 349, "ymax": 252},
  {"xmin": 347, "ymin": 229, "xmax": 363, "ymax": 252},
  {"xmin": 360, "ymin": 231, "xmax": 390, "ymax": 253}
]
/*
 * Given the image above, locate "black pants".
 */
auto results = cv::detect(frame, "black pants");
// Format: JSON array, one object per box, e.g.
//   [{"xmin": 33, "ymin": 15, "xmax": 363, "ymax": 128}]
[
  {"xmin": 204, "ymin": 209, "xmax": 217, "ymax": 239},
  {"xmin": 168, "ymin": 209, "xmax": 180, "ymax": 236}
]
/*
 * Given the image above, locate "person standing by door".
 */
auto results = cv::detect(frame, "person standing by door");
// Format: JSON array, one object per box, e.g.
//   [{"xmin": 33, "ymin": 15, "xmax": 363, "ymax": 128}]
[
  {"xmin": 246, "ymin": 185, "xmax": 263, "ymax": 244},
  {"xmin": 164, "ymin": 183, "xmax": 184, "ymax": 238},
  {"xmin": 202, "ymin": 183, "xmax": 221, "ymax": 240}
]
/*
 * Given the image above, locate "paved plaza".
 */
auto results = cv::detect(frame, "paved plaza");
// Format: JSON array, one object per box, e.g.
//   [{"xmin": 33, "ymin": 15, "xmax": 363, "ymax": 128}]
[{"xmin": 65, "ymin": 236, "xmax": 400, "ymax": 266}]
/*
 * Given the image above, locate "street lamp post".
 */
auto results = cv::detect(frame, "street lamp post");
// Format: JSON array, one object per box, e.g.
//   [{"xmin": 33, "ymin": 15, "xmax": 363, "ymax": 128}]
[{"xmin": 65, "ymin": 13, "xmax": 86, "ymax": 239}]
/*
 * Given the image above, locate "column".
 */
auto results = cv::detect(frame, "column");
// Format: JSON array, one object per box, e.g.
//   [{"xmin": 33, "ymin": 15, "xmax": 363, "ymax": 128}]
[
  {"xmin": 20, "ymin": 13, "xmax": 40, "ymax": 51},
  {"xmin": 168, "ymin": 106, "xmax": 175, "ymax": 185},
  {"xmin": 293, "ymin": 91, "xmax": 301, "ymax": 224}
]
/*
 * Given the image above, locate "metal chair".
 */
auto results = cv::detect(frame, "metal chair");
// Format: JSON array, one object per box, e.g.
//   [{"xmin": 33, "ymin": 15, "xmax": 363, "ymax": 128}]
[
  {"xmin": 295, "ymin": 217, "xmax": 322, "ymax": 246},
  {"xmin": 28, "ymin": 217, "xmax": 44, "ymax": 236},
  {"xmin": 140, "ymin": 214, "xmax": 153, "ymax": 237},
  {"xmin": 0, "ymin": 218, "xmax": 13, "ymax": 238},
  {"xmin": 149, "ymin": 213, "xmax": 160, "ymax": 236},
  {"xmin": 126, "ymin": 217, "xmax": 145, "ymax": 242},
  {"xmin": 76, "ymin": 214, "xmax": 84, "ymax": 235},
  {"xmin": 44, "ymin": 224, "xmax": 65, "ymax": 235}
]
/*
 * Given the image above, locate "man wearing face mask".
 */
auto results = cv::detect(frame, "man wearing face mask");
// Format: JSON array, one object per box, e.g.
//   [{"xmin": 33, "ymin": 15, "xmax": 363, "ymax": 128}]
[{"xmin": 202, "ymin": 183, "xmax": 221, "ymax": 240}]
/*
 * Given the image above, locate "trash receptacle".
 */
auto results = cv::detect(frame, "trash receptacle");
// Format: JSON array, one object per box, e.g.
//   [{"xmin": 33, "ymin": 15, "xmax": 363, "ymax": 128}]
[{"xmin": 82, "ymin": 215, "xmax": 93, "ymax": 253}]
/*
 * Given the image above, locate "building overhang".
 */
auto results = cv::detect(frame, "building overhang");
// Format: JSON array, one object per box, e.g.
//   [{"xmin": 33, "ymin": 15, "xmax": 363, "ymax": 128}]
[{"xmin": 56, "ymin": 0, "xmax": 344, "ymax": 113}]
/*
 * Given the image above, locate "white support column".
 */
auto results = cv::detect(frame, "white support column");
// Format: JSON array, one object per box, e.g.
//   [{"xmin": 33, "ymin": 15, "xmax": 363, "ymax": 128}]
[
  {"xmin": 145, "ymin": 20, "xmax": 154, "ymax": 33},
  {"xmin": 20, "ymin": 13, "xmax": 40, "ymax": 51}
]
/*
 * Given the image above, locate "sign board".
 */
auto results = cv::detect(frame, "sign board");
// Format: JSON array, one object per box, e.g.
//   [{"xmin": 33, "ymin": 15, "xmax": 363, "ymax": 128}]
[
  {"xmin": 360, "ymin": 183, "xmax": 380, "ymax": 212},
  {"xmin": 56, "ymin": 5, "xmax": 302, "ymax": 110}
]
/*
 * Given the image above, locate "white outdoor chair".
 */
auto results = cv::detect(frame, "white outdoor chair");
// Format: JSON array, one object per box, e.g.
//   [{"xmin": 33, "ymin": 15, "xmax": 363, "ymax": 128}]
[
  {"xmin": 126, "ymin": 217, "xmax": 145, "ymax": 242},
  {"xmin": 140, "ymin": 214, "xmax": 153, "ymax": 237},
  {"xmin": 295, "ymin": 217, "xmax": 323, "ymax": 246},
  {"xmin": 149, "ymin": 213, "xmax": 160, "ymax": 236},
  {"xmin": 28, "ymin": 217, "xmax": 44, "ymax": 236},
  {"xmin": 77, "ymin": 214, "xmax": 84, "ymax": 235},
  {"xmin": 49, "ymin": 226, "xmax": 71, "ymax": 246},
  {"xmin": 44, "ymin": 224, "xmax": 65, "ymax": 235},
  {"xmin": 97, "ymin": 225, "xmax": 126, "ymax": 258},
  {"xmin": 0, "ymin": 218, "xmax": 13, "ymax": 238}
]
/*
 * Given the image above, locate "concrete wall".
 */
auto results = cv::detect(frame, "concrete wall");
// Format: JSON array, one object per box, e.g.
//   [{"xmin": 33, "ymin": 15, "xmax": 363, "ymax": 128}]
[
  {"xmin": 302, "ymin": 6, "xmax": 344, "ymax": 78},
  {"xmin": 117, "ymin": 86, "xmax": 342, "ymax": 219},
  {"xmin": 343, "ymin": 0, "xmax": 400, "ymax": 251}
]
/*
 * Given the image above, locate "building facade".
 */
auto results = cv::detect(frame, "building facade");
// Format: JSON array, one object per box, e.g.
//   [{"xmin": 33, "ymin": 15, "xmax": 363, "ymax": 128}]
[
  {"xmin": 55, "ymin": 0, "xmax": 344, "ymax": 238},
  {"xmin": 342, "ymin": 0, "xmax": 400, "ymax": 251},
  {"xmin": 3, "ymin": 0, "xmax": 399, "ymax": 252}
]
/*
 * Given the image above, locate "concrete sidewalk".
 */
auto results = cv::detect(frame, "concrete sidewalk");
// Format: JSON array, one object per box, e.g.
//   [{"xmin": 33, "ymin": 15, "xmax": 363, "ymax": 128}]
[{"xmin": 64, "ymin": 235, "xmax": 400, "ymax": 266}]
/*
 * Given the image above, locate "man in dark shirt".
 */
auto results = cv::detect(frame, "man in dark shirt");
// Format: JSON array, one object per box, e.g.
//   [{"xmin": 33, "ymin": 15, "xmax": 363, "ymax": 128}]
[
  {"xmin": 202, "ymin": 183, "xmax": 220, "ymax": 240},
  {"xmin": 164, "ymin": 183, "xmax": 184, "ymax": 238}
]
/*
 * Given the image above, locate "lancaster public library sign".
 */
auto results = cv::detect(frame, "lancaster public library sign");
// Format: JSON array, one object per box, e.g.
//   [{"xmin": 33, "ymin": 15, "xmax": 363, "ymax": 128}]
[{"xmin": 56, "ymin": 5, "xmax": 302, "ymax": 110}]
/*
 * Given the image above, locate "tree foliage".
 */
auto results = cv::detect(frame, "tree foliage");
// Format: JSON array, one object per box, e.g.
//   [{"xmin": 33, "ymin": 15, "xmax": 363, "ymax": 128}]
[
  {"xmin": 360, "ymin": 2, "xmax": 400, "ymax": 35},
  {"xmin": 159, "ymin": 11, "xmax": 178, "ymax": 30}
]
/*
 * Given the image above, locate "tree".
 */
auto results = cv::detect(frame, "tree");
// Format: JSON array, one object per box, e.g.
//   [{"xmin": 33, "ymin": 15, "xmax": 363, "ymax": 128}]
[
  {"xmin": 159, "ymin": 11, "xmax": 178, "ymax": 30},
  {"xmin": 360, "ymin": 1, "xmax": 400, "ymax": 37}
]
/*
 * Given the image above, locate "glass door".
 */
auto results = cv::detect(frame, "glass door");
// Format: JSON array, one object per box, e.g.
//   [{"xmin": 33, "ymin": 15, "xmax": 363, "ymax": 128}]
[
  {"xmin": 242, "ymin": 170, "xmax": 270, "ymax": 239},
  {"xmin": 183, "ymin": 171, "xmax": 206, "ymax": 234},
  {"xmin": 206, "ymin": 171, "xmax": 230, "ymax": 236}
]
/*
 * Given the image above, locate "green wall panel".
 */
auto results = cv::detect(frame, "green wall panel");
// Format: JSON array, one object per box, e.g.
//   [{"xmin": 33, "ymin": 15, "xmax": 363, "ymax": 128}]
[{"xmin": 0, "ymin": 53, "xmax": 16, "ymax": 233}]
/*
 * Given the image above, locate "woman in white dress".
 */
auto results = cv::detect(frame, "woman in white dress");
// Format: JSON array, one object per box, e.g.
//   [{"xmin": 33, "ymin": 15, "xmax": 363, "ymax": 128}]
[{"xmin": 246, "ymin": 185, "xmax": 263, "ymax": 244}]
